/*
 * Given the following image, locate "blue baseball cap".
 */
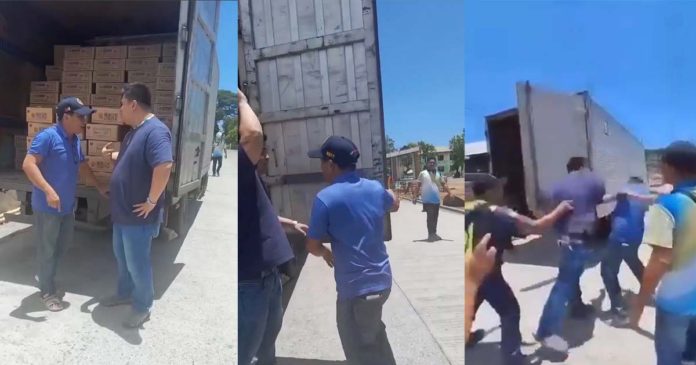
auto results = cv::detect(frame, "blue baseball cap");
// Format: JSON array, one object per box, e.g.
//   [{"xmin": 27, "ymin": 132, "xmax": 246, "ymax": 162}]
[
  {"xmin": 56, "ymin": 97, "xmax": 95, "ymax": 121},
  {"xmin": 307, "ymin": 135, "xmax": 360, "ymax": 168}
]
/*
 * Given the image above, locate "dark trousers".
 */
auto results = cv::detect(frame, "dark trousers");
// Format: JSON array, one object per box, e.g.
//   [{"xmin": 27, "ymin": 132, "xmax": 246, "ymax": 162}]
[
  {"xmin": 238, "ymin": 270, "xmax": 284, "ymax": 365},
  {"xmin": 337, "ymin": 289, "xmax": 396, "ymax": 365},
  {"xmin": 600, "ymin": 241, "xmax": 644, "ymax": 310},
  {"xmin": 475, "ymin": 268, "xmax": 522, "ymax": 357},
  {"xmin": 684, "ymin": 321, "xmax": 696, "ymax": 361},
  {"xmin": 423, "ymin": 203, "xmax": 440, "ymax": 235},
  {"xmin": 212, "ymin": 156, "xmax": 223, "ymax": 175}
]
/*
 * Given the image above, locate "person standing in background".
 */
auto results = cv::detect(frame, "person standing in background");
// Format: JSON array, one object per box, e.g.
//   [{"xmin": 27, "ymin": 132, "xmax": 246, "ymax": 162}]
[
  {"xmin": 415, "ymin": 157, "xmax": 451, "ymax": 242},
  {"xmin": 211, "ymin": 142, "xmax": 226, "ymax": 177}
]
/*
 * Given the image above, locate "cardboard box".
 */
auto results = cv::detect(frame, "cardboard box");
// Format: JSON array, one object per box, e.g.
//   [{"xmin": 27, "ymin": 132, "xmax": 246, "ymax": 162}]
[
  {"xmin": 86, "ymin": 172, "xmax": 112, "ymax": 187},
  {"xmin": 60, "ymin": 94, "xmax": 91, "ymax": 105},
  {"xmin": 54, "ymin": 45, "xmax": 77, "ymax": 67},
  {"xmin": 14, "ymin": 135, "xmax": 26, "ymax": 149},
  {"xmin": 62, "ymin": 70, "xmax": 92, "ymax": 84},
  {"xmin": 156, "ymin": 77, "xmax": 175, "ymax": 91},
  {"xmin": 62, "ymin": 83, "xmax": 92, "ymax": 95},
  {"xmin": 94, "ymin": 59, "xmax": 126, "ymax": 71},
  {"xmin": 31, "ymin": 81, "xmax": 60, "ymax": 93},
  {"xmin": 26, "ymin": 107, "xmax": 55, "ymax": 123},
  {"xmin": 154, "ymin": 90, "xmax": 174, "ymax": 105},
  {"xmin": 127, "ymin": 70, "xmax": 157, "ymax": 83},
  {"xmin": 93, "ymin": 70, "xmax": 126, "ymax": 83},
  {"xmin": 63, "ymin": 59, "xmax": 94, "ymax": 71},
  {"xmin": 94, "ymin": 83, "xmax": 125, "ymax": 95},
  {"xmin": 80, "ymin": 139, "xmax": 87, "ymax": 155},
  {"xmin": 26, "ymin": 136, "xmax": 33, "ymax": 149},
  {"xmin": 88, "ymin": 140, "xmax": 121, "ymax": 156},
  {"xmin": 28, "ymin": 122, "xmax": 53, "ymax": 138},
  {"xmin": 128, "ymin": 44, "xmax": 162, "ymax": 58},
  {"xmin": 30, "ymin": 93, "xmax": 59, "ymax": 106},
  {"xmin": 64, "ymin": 46, "xmax": 95, "ymax": 60},
  {"xmin": 92, "ymin": 108, "xmax": 122, "ymax": 125},
  {"xmin": 45, "ymin": 66, "xmax": 62, "ymax": 81},
  {"xmin": 162, "ymin": 43, "xmax": 176, "ymax": 58},
  {"xmin": 157, "ymin": 63, "xmax": 176, "ymax": 77},
  {"xmin": 95, "ymin": 46, "xmax": 128, "ymax": 59},
  {"xmin": 85, "ymin": 124, "xmax": 126, "ymax": 141},
  {"xmin": 126, "ymin": 58, "xmax": 158, "ymax": 71},
  {"xmin": 87, "ymin": 156, "xmax": 113, "ymax": 172},
  {"xmin": 91, "ymin": 94, "xmax": 122, "ymax": 107}
]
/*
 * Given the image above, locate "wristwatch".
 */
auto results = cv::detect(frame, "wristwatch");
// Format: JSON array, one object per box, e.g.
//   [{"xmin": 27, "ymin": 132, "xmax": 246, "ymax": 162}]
[{"xmin": 146, "ymin": 197, "xmax": 157, "ymax": 206}]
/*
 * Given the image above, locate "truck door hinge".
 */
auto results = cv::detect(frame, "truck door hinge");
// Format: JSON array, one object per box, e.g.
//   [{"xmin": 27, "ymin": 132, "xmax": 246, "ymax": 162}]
[
  {"xmin": 175, "ymin": 94, "xmax": 183, "ymax": 113},
  {"xmin": 180, "ymin": 24, "xmax": 189, "ymax": 46}
]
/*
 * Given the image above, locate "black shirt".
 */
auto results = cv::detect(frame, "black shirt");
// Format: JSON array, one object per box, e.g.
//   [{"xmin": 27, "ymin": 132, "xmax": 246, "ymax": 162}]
[{"xmin": 238, "ymin": 147, "xmax": 294, "ymax": 280}]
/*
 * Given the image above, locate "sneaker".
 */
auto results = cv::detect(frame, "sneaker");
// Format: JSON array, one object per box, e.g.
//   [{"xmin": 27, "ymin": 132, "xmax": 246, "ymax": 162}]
[
  {"xmin": 123, "ymin": 310, "xmax": 151, "ymax": 328},
  {"xmin": 535, "ymin": 334, "xmax": 569, "ymax": 353},
  {"xmin": 466, "ymin": 329, "xmax": 486, "ymax": 348},
  {"xmin": 100, "ymin": 295, "xmax": 132, "ymax": 307},
  {"xmin": 608, "ymin": 308, "xmax": 630, "ymax": 327}
]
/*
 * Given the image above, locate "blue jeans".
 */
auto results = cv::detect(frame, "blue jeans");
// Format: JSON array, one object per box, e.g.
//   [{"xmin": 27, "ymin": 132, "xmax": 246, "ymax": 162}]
[
  {"xmin": 35, "ymin": 211, "xmax": 74, "ymax": 296},
  {"xmin": 112, "ymin": 223, "xmax": 159, "ymax": 313},
  {"xmin": 600, "ymin": 241, "xmax": 644, "ymax": 311},
  {"xmin": 655, "ymin": 308, "xmax": 696, "ymax": 365},
  {"xmin": 238, "ymin": 270, "xmax": 284, "ymax": 365},
  {"xmin": 536, "ymin": 243, "xmax": 592, "ymax": 338}
]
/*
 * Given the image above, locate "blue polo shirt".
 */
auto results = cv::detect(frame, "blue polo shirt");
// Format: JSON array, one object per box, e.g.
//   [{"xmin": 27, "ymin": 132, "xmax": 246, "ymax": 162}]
[
  {"xmin": 110, "ymin": 117, "xmax": 173, "ymax": 225},
  {"xmin": 610, "ymin": 183, "xmax": 650, "ymax": 245},
  {"xmin": 550, "ymin": 169, "xmax": 606, "ymax": 236},
  {"xmin": 28, "ymin": 124, "xmax": 84, "ymax": 215},
  {"xmin": 307, "ymin": 171, "xmax": 393, "ymax": 300}
]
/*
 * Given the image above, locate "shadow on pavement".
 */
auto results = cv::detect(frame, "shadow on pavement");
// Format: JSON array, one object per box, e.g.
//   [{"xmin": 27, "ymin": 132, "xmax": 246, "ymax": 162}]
[
  {"xmin": 10, "ymin": 291, "xmax": 72, "ymax": 322},
  {"xmin": 1, "ymin": 199, "xmax": 202, "ymax": 344},
  {"xmin": 277, "ymin": 358, "xmax": 346, "ymax": 365}
]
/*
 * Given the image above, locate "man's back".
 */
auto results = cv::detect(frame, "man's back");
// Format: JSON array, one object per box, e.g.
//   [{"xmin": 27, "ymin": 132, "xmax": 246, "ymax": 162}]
[
  {"xmin": 310, "ymin": 172, "xmax": 393, "ymax": 299},
  {"xmin": 611, "ymin": 182, "xmax": 650, "ymax": 244},
  {"xmin": 552, "ymin": 169, "xmax": 606, "ymax": 235}
]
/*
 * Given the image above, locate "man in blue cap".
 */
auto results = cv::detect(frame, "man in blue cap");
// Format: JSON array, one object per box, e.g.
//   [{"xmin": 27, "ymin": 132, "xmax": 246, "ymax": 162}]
[
  {"xmin": 23, "ymin": 97, "xmax": 107, "ymax": 312},
  {"xmin": 305, "ymin": 136, "xmax": 400, "ymax": 365}
]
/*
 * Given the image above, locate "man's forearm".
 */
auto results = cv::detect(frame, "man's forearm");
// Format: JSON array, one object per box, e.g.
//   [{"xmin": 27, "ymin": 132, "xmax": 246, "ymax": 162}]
[
  {"xmin": 239, "ymin": 100, "xmax": 264, "ymax": 161},
  {"xmin": 23, "ymin": 160, "xmax": 54, "ymax": 194},
  {"xmin": 80, "ymin": 163, "xmax": 99, "ymax": 187},
  {"xmin": 637, "ymin": 251, "xmax": 670, "ymax": 306},
  {"xmin": 149, "ymin": 163, "xmax": 172, "ymax": 201}
]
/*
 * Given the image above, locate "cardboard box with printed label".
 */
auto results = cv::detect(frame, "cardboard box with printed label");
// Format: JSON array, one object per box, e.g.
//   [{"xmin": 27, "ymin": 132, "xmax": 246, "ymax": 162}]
[
  {"xmin": 127, "ymin": 70, "xmax": 157, "ymax": 83},
  {"xmin": 156, "ymin": 77, "xmax": 175, "ymax": 91},
  {"xmin": 88, "ymin": 140, "xmax": 121, "ymax": 157},
  {"xmin": 64, "ymin": 46, "xmax": 95, "ymax": 60},
  {"xmin": 94, "ymin": 83, "xmax": 125, "ymax": 95},
  {"xmin": 157, "ymin": 63, "xmax": 175, "ymax": 77},
  {"xmin": 45, "ymin": 66, "xmax": 62, "ymax": 81},
  {"xmin": 126, "ymin": 58, "xmax": 158, "ymax": 71},
  {"xmin": 87, "ymin": 156, "xmax": 114, "ymax": 172},
  {"xmin": 128, "ymin": 44, "xmax": 162, "ymax": 58},
  {"xmin": 162, "ymin": 43, "xmax": 176, "ymax": 58},
  {"xmin": 26, "ymin": 107, "xmax": 55, "ymax": 123},
  {"xmin": 54, "ymin": 45, "xmax": 77, "ymax": 67},
  {"xmin": 63, "ymin": 59, "xmax": 94, "ymax": 71},
  {"xmin": 85, "ymin": 124, "xmax": 126, "ymax": 141},
  {"xmin": 60, "ymin": 94, "xmax": 91, "ymax": 105},
  {"xmin": 86, "ymin": 172, "xmax": 112, "ymax": 187},
  {"xmin": 28, "ymin": 122, "xmax": 53, "ymax": 138},
  {"xmin": 94, "ymin": 59, "xmax": 126, "ymax": 71},
  {"xmin": 62, "ymin": 83, "xmax": 92, "ymax": 95},
  {"xmin": 91, "ymin": 94, "xmax": 122, "ymax": 107},
  {"xmin": 30, "ymin": 93, "xmax": 59, "ymax": 106},
  {"xmin": 92, "ymin": 108, "xmax": 122, "ymax": 125},
  {"xmin": 62, "ymin": 70, "xmax": 93, "ymax": 84},
  {"xmin": 31, "ymin": 81, "xmax": 60, "ymax": 93},
  {"xmin": 93, "ymin": 70, "xmax": 126, "ymax": 83},
  {"xmin": 95, "ymin": 46, "xmax": 128, "ymax": 59},
  {"xmin": 154, "ymin": 90, "xmax": 174, "ymax": 105}
]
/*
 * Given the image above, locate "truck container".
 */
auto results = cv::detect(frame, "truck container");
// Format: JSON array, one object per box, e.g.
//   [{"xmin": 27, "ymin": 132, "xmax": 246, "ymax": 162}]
[
  {"xmin": 485, "ymin": 81, "xmax": 647, "ymax": 217},
  {"xmin": 0, "ymin": 0, "xmax": 220, "ymax": 235},
  {"xmin": 238, "ymin": 0, "xmax": 391, "ymax": 237}
]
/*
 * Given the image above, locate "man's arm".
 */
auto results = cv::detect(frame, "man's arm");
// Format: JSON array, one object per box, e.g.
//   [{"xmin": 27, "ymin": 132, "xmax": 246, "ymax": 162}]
[
  {"xmin": 501, "ymin": 201, "xmax": 572, "ymax": 236},
  {"xmin": 305, "ymin": 198, "xmax": 334, "ymax": 267},
  {"xmin": 238, "ymin": 89, "xmax": 264, "ymax": 165},
  {"xmin": 386, "ymin": 189, "xmax": 400, "ymax": 212},
  {"xmin": 79, "ymin": 163, "xmax": 108, "ymax": 195},
  {"xmin": 23, "ymin": 135, "xmax": 61, "ymax": 211},
  {"xmin": 148, "ymin": 162, "xmax": 173, "ymax": 202}
]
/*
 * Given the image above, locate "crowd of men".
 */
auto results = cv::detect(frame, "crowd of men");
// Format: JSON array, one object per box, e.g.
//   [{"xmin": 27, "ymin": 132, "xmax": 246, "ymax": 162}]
[{"xmin": 465, "ymin": 142, "xmax": 696, "ymax": 365}]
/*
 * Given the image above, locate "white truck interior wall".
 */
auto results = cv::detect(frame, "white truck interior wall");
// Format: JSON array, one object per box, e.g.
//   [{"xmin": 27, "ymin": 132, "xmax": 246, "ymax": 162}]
[{"xmin": 517, "ymin": 83, "xmax": 589, "ymax": 212}]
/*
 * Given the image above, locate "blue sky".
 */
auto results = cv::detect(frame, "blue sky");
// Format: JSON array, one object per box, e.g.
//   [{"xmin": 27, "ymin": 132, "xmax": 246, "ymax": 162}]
[
  {"xmin": 465, "ymin": 1, "xmax": 696, "ymax": 150},
  {"xmin": 378, "ymin": 0, "xmax": 465, "ymax": 148},
  {"xmin": 218, "ymin": 1, "xmax": 237, "ymax": 91}
]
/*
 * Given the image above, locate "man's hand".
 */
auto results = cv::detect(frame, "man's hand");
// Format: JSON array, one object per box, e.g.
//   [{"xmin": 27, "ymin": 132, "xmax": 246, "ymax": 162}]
[
  {"xmin": 133, "ymin": 199, "xmax": 156, "ymax": 218},
  {"xmin": 46, "ymin": 189, "xmax": 61, "ymax": 212},
  {"xmin": 321, "ymin": 248, "xmax": 334, "ymax": 268},
  {"xmin": 293, "ymin": 222, "xmax": 309, "ymax": 236},
  {"xmin": 467, "ymin": 234, "xmax": 497, "ymax": 284},
  {"xmin": 101, "ymin": 142, "xmax": 117, "ymax": 161},
  {"xmin": 558, "ymin": 200, "xmax": 574, "ymax": 214}
]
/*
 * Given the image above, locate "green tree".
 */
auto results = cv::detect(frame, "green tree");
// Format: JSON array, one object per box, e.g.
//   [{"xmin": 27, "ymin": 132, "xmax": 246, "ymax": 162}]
[
  {"xmin": 400, "ymin": 142, "xmax": 418, "ymax": 151},
  {"xmin": 216, "ymin": 90, "xmax": 237, "ymax": 121},
  {"xmin": 386, "ymin": 135, "xmax": 397, "ymax": 153},
  {"xmin": 225, "ymin": 116, "xmax": 239, "ymax": 148},
  {"xmin": 449, "ymin": 133, "xmax": 464, "ymax": 173},
  {"xmin": 417, "ymin": 141, "xmax": 436, "ymax": 163}
]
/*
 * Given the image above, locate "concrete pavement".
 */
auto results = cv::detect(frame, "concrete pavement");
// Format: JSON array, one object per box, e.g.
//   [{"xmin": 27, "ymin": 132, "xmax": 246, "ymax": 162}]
[
  {"xmin": 466, "ymin": 235, "xmax": 659, "ymax": 364},
  {"xmin": 276, "ymin": 201, "xmax": 464, "ymax": 364},
  {"xmin": 0, "ymin": 151, "xmax": 237, "ymax": 365}
]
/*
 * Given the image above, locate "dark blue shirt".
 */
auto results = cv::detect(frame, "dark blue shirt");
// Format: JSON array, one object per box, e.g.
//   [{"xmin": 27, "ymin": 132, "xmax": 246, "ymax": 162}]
[
  {"xmin": 551, "ymin": 169, "xmax": 606, "ymax": 235},
  {"xmin": 28, "ymin": 124, "xmax": 85, "ymax": 215},
  {"xmin": 110, "ymin": 117, "xmax": 173, "ymax": 225},
  {"xmin": 610, "ymin": 183, "xmax": 650, "ymax": 245},
  {"xmin": 238, "ymin": 147, "xmax": 294, "ymax": 280},
  {"xmin": 307, "ymin": 171, "xmax": 393, "ymax": 300}
]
